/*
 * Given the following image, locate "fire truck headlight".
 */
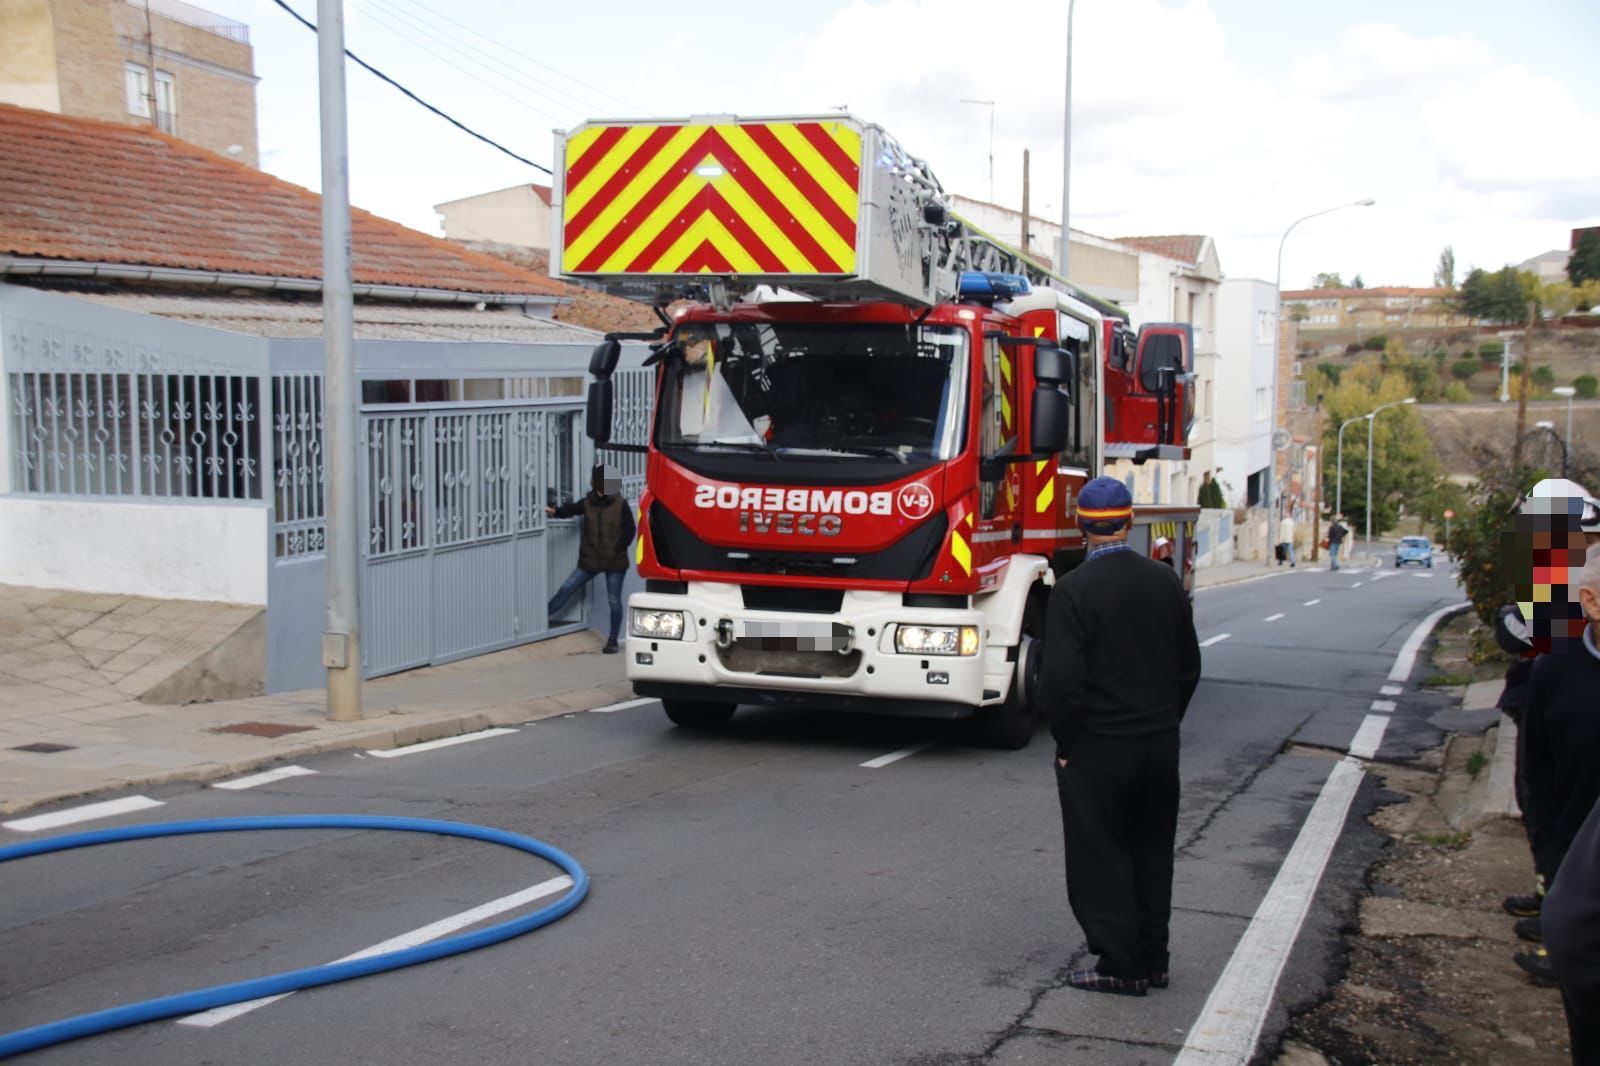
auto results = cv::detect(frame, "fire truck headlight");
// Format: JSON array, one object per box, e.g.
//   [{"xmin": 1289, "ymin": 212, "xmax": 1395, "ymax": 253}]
[
  {"xmin": 630, "ymin": 608, "xmax": 686, "ymax": 640},
  {"xmin": 895, "ymin": 624, "xmax": 980, "ymax": 656}
]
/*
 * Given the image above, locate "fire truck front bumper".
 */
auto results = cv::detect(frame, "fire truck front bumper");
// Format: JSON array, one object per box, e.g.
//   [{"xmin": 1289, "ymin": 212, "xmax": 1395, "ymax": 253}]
[{"xmin": 624, "ymin": 584, "xmax": 996, "ymax": 714}]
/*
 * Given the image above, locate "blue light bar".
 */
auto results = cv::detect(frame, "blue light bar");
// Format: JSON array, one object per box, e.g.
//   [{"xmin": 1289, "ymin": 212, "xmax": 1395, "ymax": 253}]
[{"xmin": 957, "ymin": 272, "xmax": 1032, "ymax": 299}]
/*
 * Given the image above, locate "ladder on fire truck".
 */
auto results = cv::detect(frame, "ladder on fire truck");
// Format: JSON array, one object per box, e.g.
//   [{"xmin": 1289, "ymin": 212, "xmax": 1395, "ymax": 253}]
[{"xmin": 550, "ymin": 113, "xmax": 1123, "ymax": 318}]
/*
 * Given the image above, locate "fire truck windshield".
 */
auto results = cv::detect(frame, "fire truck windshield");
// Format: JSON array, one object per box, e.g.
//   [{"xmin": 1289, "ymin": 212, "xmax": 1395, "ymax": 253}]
[{"xmin": 657, "ymin": 322, "xmax": 969, "ymax": 463}]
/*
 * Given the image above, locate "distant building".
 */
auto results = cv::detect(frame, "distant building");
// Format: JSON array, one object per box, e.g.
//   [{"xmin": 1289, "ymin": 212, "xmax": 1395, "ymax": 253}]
[
  {"xmin": 0, "ymin": 0, "xmax": 258, "ymax": 166},
  {"xmin": 945, "ymin": 195, "xmax": 1140, "ymax": 306},
  {"xmin": 1214, "ymin": 278, "xmax": 1277, "ymax": 511},
  {"xmin": 1519, "ymin": 249, "xmax": 1570, "ymax": 285},
  {"xmin": 1280, "ymin": 286, "xmax": 1464, "ymax": 333},
  {"xmin": 435, "ymin": 183, "xmax": 555, "ymax": 251}
]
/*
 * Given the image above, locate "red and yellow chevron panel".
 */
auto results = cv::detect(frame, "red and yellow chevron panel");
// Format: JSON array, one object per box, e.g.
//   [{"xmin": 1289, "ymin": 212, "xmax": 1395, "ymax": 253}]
[{"xmin": 560, "ymin": 120, "xmax": 862, "ymax": 276}]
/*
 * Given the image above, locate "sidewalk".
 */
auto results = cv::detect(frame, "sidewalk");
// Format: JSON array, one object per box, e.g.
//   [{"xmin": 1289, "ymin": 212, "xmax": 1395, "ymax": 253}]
[{"xmin": 0, "ymin": 630, "xmax": 631, "ymax": 816}]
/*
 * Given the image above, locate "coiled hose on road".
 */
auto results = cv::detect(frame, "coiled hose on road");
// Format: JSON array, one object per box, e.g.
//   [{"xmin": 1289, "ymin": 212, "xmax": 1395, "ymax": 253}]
[{"xmin": 0, "ymin": 814, "xmax": 589, "ymax": 1059}]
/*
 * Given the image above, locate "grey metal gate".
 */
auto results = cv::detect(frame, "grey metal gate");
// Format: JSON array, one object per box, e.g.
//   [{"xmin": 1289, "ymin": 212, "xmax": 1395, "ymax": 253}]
[{"xmin": 358, "ymin": 399, "xmax": 586, "ymax": 677}]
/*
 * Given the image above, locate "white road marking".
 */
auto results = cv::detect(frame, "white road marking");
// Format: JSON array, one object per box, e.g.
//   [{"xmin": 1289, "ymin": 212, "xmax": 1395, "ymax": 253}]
[
  {"xmin": 213, "ymin": 766, "xmax": 317, "ymax": 791},
  {"xmin": 1200, "ymin": 633, "xmax": 1231, "ymax": 648},
  {"xmin": 1380, "ymin": 685, "xmax": 1402, "ymax": 697},
  {"xmin": 1414, "ymin": 572, "xmax": 1434, "ymax": 579},
  {"xmin": 589, "ymin": 697, "xmax": 657, "ymax": 714},
  {"xmin": 1371, "ymin": 572, "xmax": 1394, "ymax": 583},
  {"xmin": 1303, "ymin": 599, "xmax": 1322, "ymax": 607},
  {"xmin": 1351, "ymin": 582, "xmax": 1364, "ymax": 589},
  {"xmin": 860, "ymin": 743, "xmax": 931, "ymax": 769},
  {"xmin": 1348, "ymin": 714, "xmax": 1391, "ymax": 759},
  {"xmin": 1174, "ymin": 757, "xmax": 1367, "ymax": 1065},
  {"xmin": 178, "ymin": 875, "xmax": 574, "ymax": 1027},
  {"xmin": 1370, "ymin": 699, "xmax": 1397, "ymax": 713},
  {"xmin": 1388, "ymin": 603, "xmax": 1469, "ymax": 683},
  {"xmin": 1264, "ymin": 613, "xmax": 1285, "ymax": 622},
  {"xmin": 366, "ymin": 727, "xmax": 518, "ymax": 759},
  {"xmin": 2, "ymin": 795, "xmax": 164, "ymax": 833},
  {"xmin": 1177, "ymin": 600, "xmax": 1460, "ymax": 1063}
]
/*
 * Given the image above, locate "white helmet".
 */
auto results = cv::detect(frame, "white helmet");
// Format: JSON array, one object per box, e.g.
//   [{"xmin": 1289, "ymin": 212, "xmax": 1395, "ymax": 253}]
[{"xmin": 1524, "ymin": 478, "xmax": 1600, "ymax": 533}]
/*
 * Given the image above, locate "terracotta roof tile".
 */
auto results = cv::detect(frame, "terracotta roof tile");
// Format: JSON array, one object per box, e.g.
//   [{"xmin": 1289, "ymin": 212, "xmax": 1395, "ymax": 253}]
[
  {"xmin": 1113, "ymin": 234, "xmax": 1207, "ymax": 264},
  {"xmin": 0, "ymin": 104, "xmax": 565, "ymax": 297},
  {"xmin": 461, "ymin": 243, "xmax": 663, "ymax": 334}
]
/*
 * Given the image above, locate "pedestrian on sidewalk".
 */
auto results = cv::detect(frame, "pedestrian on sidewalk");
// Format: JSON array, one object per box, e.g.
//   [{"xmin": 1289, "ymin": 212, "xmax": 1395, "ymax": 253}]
[
  {"xmin": 546, "ymin": 465, "xmax": 635, "ymax": 654},
  {"xmin": 1544, "ymin": 781, "xmax": 1600, "ymax": 1065},
  {"xmin": 1326, "ymin": 515, "xmax": 1349, "ymax": 571},
  {"xmin": 1277, "ymin": 511, "xmax": 1296, "ymax": 567},
  {"xmin": 1043, "ymin": 477, "xmax": 1202, "ymax": 997},
  {"xmin": 1513, "ymin": 543, "xmax": 1600, "ymax": 987}
]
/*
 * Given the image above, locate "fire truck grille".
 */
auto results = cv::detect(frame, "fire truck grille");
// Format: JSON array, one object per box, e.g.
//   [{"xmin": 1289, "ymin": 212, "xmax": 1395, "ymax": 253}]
[
  {"xmin": 715, "ymin": 641, "xmax": 862, "ymax": 680},
  {"xmin": 649, "ymin": 503, "xmax": 947, "ymax": 582}
]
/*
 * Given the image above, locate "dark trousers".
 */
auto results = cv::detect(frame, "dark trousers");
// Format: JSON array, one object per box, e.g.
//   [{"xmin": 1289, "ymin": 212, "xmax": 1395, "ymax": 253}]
[
  {"xmin": 1564, "ymin": 987, "xmax": 1600, "ymax": 1066},
  {"xmin": 1055, "ymin": 729, "xmax": 1180, "ymax": 979}
]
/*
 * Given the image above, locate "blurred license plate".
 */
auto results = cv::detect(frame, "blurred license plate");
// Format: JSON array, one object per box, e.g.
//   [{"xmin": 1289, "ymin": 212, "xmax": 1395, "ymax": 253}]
[{"xmin": 736, "ymin": 619, "xmax": 852, "ymax": 651}]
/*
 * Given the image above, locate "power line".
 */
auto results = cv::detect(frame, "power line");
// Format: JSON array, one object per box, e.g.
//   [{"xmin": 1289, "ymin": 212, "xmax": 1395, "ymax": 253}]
[
  {"xmin": 355, "ymin": 0, "xmax": 589, "ymax": 125},
  {"xmin": 385, "ymin": 0, "xmax": 642, "ymax": 114},
  {"xmin": 268, "ymin": 0, "xmax": 550, "ymax": 175}
]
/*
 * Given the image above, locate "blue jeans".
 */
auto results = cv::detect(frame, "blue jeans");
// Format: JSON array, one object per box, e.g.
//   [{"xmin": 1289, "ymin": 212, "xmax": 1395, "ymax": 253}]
[
  {"xmin": 548, "ymin": 568, "xmax": 625, "ymax": 642},
  {"xmin": 1329, "ymin": 541, "xmax": 1343, "ymax": 570}
]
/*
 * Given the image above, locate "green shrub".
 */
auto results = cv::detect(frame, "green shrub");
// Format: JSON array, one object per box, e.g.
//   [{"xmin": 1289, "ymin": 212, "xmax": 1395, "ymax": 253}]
[
  {"xmin": 1479, "ymin": 340, "xmax": 1505, "ymax": 361},
  {"xmin": 1576, "ymin": 375, "xmax": 1598, "ymax": 400},
  {"xmin": 1533, "ymin": 364, "xmax": 1556, "ymax": 386},
  {"xmin": 1445, "ymin": 382, "xmax": 1472, "ymax": 402},
  {"xmin": 1363, "ymin": 334, "xmax": 1388, "ymax": 352}
]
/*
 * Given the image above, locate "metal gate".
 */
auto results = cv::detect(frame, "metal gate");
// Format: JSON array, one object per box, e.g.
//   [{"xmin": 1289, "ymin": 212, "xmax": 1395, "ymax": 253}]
[{"xmin": 358, "ymin": 399, "xmax": 587, "ymax": 677}]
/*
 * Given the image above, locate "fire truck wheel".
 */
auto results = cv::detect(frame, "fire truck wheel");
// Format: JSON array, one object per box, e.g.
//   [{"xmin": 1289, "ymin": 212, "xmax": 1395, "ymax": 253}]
[
  {"xmin": 973, "ymin": 640, "xmax": 1039, "ymax": 750},
  {"xmin": 662, "ymin": 699, "xmax": 737, "ymax": 729}
]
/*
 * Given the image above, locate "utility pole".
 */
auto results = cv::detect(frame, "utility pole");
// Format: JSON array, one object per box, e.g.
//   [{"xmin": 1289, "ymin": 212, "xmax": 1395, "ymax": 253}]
[
  {"xmin": 317, "ymin": 0, "xmax": 361, "ymax": 721},
  {"xmin": 1020, "ymin": 149, "xmax": 1031, "ymax": 255},
  {"xmin": 1058, "ymin": 0, "xmax": 1075, "ymax": 278},
  {"xmin": 959, "ymin": 98, "xmax": 995, "ymax": 203},
  {"xmin": 1513, "ymin": 302, "xmax": 1533, "ymax": 464}
]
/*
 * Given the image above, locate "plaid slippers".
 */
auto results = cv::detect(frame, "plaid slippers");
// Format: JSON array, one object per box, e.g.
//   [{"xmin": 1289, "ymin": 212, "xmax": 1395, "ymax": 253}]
[{"xmin": 1065, "ymin": 970, "xmax": 1149, "ymax": 997}]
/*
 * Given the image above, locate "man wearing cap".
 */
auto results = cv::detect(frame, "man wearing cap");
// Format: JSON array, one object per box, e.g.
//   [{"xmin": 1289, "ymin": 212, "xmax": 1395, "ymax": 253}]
[
  {"xmin": 546, "ymin": 464, "xmax": 635, "ymax": 654},
  {"xmin": 1043, "ymin": 476, "xmax": 1202, "ymax": 996}
]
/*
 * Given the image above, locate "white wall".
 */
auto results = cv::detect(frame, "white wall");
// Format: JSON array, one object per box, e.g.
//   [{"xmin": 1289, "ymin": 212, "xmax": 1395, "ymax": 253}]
[
  {"xmin": 0, "ymin": 499, "xmax": 269, "ymax": 603},
  {"xmin": 1214, "ymin": 278, "xmax": 1278, "ymax": 507},
  {"xmin": 435, "ymin": 184, "xmax": 552, "ymax": 250}
]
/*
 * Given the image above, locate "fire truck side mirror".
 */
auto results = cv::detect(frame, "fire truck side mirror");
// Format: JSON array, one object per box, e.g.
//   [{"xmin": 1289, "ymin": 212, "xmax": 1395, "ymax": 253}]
[
  {"xmin": 589, "ymin": 339, "xmax": 622, "ymax": 377},
  {"xmin": 1034, "ymin": 342, "xmax": 1069, "ymax": 385},
  {"xmin": 1031, "ymin": 386, "xmax": 1069, "ymax": 454},
  {"xmin": 586, "ymin": 379, "xmax": 614, "ymax": 444}
]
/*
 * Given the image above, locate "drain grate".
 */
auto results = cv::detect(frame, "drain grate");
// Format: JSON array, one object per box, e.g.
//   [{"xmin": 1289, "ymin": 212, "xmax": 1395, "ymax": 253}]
[
  {"xmin": 12, "ymin": 742, "xmax": 76, "ymax": 753},
  {"xmin": 210, "ymin": 721, "xmax": 316, "ymax": 738}
]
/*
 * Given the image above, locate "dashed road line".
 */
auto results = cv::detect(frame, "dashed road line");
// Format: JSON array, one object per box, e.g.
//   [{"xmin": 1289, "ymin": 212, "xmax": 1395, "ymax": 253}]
[
  {"xmin": 1348, "ymin": 714, "xmax": 1391, "ymax": 759},
  {"xmin": 178, "ymin": 875, "xmax": 575, "ymax": 1027},
  {"xmin": 1380, "ymin": 684, "xmax": 1402, "ymax": 696},
  {"xmin": 1303, "ymin": 599, "xmax": 1322, "ymax": 607},
  {"xmin": 1200, "ymin": 633, "xmax": 1231, "ymax": 648},
  {"xmin": 367, "ymin": 728, "xmax": 519, "ymax": 759},
  {"xmin": 214, "ymin": 766, "xmax": 317, "ymax": 791},
  {"xmin": 860, "ymin": 744, "xmax": 931, "ymax": 769},
  {"xmin": 1370, "ymin": 699, "xmax": 1397, "ymax": 713},
  {"xmin": 1351, "ymin": 582, "xmax": 1364, "ymax": 589},
  {"xmin": 3, "ymin": 795, "xmax": 165, "ymax": 833},
  {"xmin": 1264, "ymin": 613, "xmax": 1285, "ymax": 622}
]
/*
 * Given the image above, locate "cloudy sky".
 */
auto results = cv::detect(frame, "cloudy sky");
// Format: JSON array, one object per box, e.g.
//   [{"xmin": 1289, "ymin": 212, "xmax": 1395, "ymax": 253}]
[{"xmin": 206, "ymin": 0, "xmax": 1599, "ymax": 291}]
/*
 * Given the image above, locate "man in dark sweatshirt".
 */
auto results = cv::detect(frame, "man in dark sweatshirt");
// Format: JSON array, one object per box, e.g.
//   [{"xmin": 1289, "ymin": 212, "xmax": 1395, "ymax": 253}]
[
  {"xmin": 546, "ymin": 464, "xmax": 636, "ymax": 653},
  {"xmin": 1043, "ymin": 476, "xmax": 1202, "ymax": 996},
  {"xmin": 1518, "ymin": 543, "xmax": 1600, "ymax": 997}
]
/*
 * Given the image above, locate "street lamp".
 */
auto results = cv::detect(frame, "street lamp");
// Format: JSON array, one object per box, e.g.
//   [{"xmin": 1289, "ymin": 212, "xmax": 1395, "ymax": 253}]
[
  {"xmin": 1270, "ymin": 198, "xmax": 1376, "ymax": 524},
  {"xmin": 1364, "ymin": 397, "xmax": 1416, "ymax": 555},
  {"xmin": 1058, "ymin": 0, "xmax": 1075, "ymax": 278}
]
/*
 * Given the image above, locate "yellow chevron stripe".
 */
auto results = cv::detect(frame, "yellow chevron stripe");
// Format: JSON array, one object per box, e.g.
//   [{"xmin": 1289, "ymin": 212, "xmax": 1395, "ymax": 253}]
[
  {"xmin": 1005, "ymin": 478, "xmax": 1016, "ymax": 511},
  {"xmin": 635, "ymin": 505, "xmax": 645, "ymax": 564},
  {"xmin": 650, "ymin": 211, "xmax": 763, "ymax": 274},
  {"xmin": 820, "ymin": 120, "xmax": 862, "ymax": 167},
  {"xmin": 1033, "ymin": 325, "xmax": 1046, "ymax": 337},
  {"xmin": 1036, "ymin": 459, "xmax": 1050, "ymax": 475},
  {"xmin": 999, "ymin": 352, "xmax": 1011, "ymax": 386},
  {"xmin": 964, "ymin": 512, "xmax": 974, "ymax": 528},
  {"xmin": 713, "ymin": 169, "xmax": 815, "ymax": 271},
  {"xmin": 951, "ymin": 530, "xmax": 972, "ymax": 575},
  {"xmin": 1001, "ymin": 392, "xmax": 1012, "ymax": 430},
  {"xmin": 564, "ymin": 125, "xmax": 708, "ymax": 266},
  {"xmin": 1036, "ymin": 478, "xmax": 1055, "ymax": 513},
  {"xmin": 594, "ymin": 173, "xmax": 705, "ymax": 273},
  {"xmin": 720, "ymin": 124, "xmax": 855, "ymax": 270},
  {"xmin": 770, "ymin": 122, "xmax": 858, "ymax": 218},
  {"xmin": 564, "ymin": 123, "xmax": 659, "ymax": 222}
]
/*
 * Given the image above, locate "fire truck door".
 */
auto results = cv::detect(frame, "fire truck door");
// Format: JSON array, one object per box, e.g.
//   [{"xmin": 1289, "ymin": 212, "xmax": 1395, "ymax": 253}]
[
  {"xmin": 1134, "ymin": 323, "xmax": 1195, "ymax": 447},
  {"xmin": 976, "ymin": 331, "xmax": 1021, "ymax": 570}
]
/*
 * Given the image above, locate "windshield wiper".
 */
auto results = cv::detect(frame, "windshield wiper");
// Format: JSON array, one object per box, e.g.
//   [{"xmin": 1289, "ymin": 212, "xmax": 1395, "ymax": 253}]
[
  {"xmin": 675, "ymin": 439, "xmax": 783, "ymax": 461},
  {"xmin": 786, "ymin": 444, "xmax": 908, "ymax": 463}
]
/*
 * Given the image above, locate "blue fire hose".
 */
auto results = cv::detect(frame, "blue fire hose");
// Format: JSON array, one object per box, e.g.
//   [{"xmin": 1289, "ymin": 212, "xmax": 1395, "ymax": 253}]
[{"xmin": 0, "ymin": 815, "xmax": 589, "ymax": 1058}]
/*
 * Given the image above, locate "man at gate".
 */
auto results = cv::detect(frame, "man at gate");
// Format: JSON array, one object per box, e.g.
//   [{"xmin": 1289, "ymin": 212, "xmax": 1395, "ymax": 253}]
[{"xmin": 546, "ymin": 465, "xmax": 635, "ymax": 653}]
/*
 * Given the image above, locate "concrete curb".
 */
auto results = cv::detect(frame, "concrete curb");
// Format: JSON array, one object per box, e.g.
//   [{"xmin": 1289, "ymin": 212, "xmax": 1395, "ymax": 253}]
[
  {"xmin": 1478, "ymin": 716, "xmax": 1522, "ymax": 823},
  {"xmin": 0, "ymin": 680, "xmax": 637, "ymax": 816}
]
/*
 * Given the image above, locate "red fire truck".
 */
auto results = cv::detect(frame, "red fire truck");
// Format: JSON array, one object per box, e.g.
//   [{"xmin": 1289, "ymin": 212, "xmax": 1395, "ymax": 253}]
[{"xmin": 555, "ymin": 115, "xmax": 1197, "ymax": 747}]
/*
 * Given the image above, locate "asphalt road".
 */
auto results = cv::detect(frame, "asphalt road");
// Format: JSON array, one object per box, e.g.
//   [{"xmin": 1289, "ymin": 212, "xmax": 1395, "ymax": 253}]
[{"xmin": 1, "ymin": 559, "xmax": 1469, "ymax": 1065}]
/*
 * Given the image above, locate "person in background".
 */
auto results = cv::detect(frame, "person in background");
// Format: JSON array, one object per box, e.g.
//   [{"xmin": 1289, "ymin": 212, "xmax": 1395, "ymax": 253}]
[
  {"xmin": 1326, "ymin": 514, "xmax": 1349, "ymax": 571},
  {"xmin": 1198, "ymin": 470, "xmax": 1225, "ymax": 510},
  {"xmin": 1043, "ymin": 477, "xmax": 1202, "ymax": 997},
  {"xmin": 546, "ymin": 464, "xmax": 635, "ymax": 654},
  {"xmin": 1277, "ymin": 510, "xmax": 1296, "ymax": 567}
]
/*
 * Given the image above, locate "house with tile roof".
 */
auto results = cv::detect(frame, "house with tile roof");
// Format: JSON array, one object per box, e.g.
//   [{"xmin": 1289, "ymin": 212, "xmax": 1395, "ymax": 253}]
[
  {"xmin": 435, "ymin": 183, "xmax": 556, "ymax": 253},
  {"xmin": 0, "ymin": 104, "xmax": 657, "ymax": 695}
]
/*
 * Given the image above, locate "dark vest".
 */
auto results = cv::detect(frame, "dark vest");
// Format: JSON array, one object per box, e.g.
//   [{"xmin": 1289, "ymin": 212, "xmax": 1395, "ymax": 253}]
[{"xmin": 579, "ymin": 492, "xmax": 628, "ymax": 573}]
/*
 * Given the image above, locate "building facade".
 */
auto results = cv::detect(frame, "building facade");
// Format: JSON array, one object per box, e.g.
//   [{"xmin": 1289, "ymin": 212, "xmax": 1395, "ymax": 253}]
[
  {"xmin": 435, "ymin": 183, "xmax": 555, "ymax": 250},
  {"xmin": 0, "ymin": 0, "xmax": 258, "ymax": 166},
  {"xmin": 1214, "ymin": 278, "xmax": 1277, "ymax": 511},
  {"xmin": 1281, "ymin": 286, "xmax": 1464, "ymax": 334}
]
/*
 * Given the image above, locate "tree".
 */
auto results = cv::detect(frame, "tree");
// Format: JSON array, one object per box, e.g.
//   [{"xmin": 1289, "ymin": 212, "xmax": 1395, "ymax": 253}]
[
  {"xmin": 1447, "ymin": 457, "xmax": 1550, "ymax": 626},
  {"xmin": 1569, "ymin": 229, "xmax": 1600, "ymax": 286},
  {"xmin": 1456, "ymin": 266, "xmax": 1538, "ymax": 324},
  {"xmin": 1318, "ymin": 360, "xmax": 1442, "ymax": 536},
  {"xmin": 1451, "ymin": 357, "xmax": 1480, "ymax": 380},
  {"xmin": 1289, "ymin": 302, "xmax": 1309, "ymax": 323},
  {"xmin": 1198, "ymin": 476, "xmax": 1225, "ymax": 509},
  {"xmin": 1351, "ymin": 274, "xmax": 1365, "ymax": 289},
  {"xmin": 1312, "ymin": 272, "xmax": 1345, "ymax": 289},
  {"xmin": 1434, "ymin": 245, "xmax": 1456, "ymax": 289}
]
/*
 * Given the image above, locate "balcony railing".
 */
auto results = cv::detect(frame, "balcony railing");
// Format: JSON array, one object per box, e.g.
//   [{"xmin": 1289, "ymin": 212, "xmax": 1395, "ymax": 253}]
[{"xmin": 128, "ymin": 0, "xmax": 250, "ymax": 43}]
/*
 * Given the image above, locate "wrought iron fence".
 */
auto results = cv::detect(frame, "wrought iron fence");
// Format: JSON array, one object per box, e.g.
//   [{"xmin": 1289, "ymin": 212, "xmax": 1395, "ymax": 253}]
[
  {"xmin": 597, "ymin": 366, "xmax": 653, "ymax": 505},
  {"xmin": 9, "ymin": 370, "xmax": 262, "ymax": 500},
  {"xmin": 271, "ymin": 374, "xmax": 324, "ymax": 559}
]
